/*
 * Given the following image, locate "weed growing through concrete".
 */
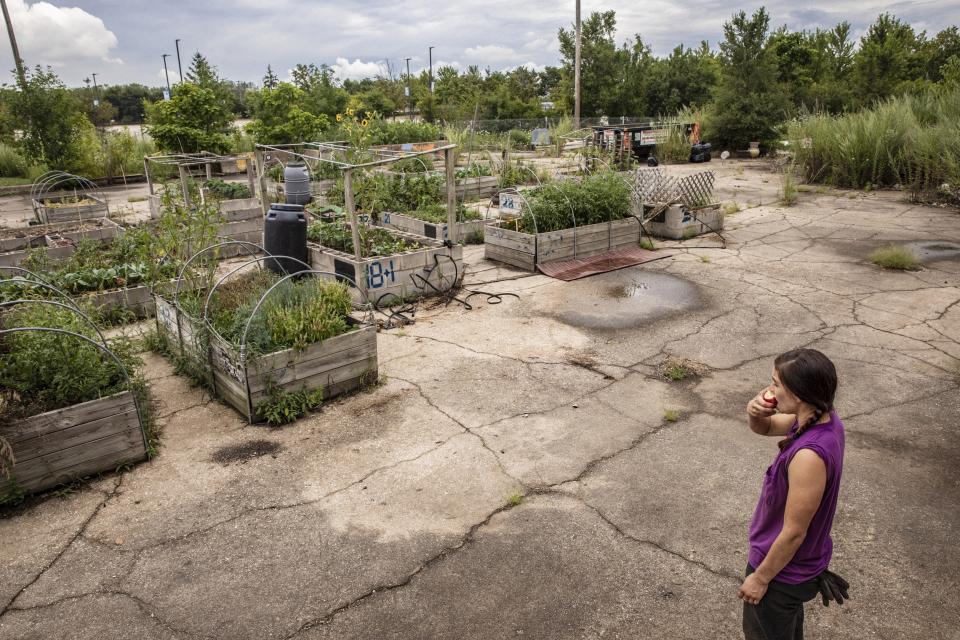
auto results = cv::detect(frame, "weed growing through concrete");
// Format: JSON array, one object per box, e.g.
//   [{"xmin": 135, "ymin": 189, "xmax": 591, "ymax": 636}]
[
  {"xmin": 869, "ymin": 245, "xmax": 921, "ymax": 270},
  {"xmin": 640, "ymin": 236, "xmax": 656, "ymax": 250},
  {"xmin": 508, "ymin": 491, "xmax": 524, "ymax": 506},
  {"xmin": 664, "ymin": 409, "xmax": 680, "ymax": 422},
  {"xmin": 700, "ymin": 255, "xmax": 711, "ymax": 263},
  {"xmin": 657, "ymin": 357, "xmax": 708, "ymax": 381},
  {"xmin": 781, "ymin": 170, "xmax": 798, "ymax": 206},
  {"xmin": 722, "ymin": 202, "xmax": 742, "ymax": 215}
]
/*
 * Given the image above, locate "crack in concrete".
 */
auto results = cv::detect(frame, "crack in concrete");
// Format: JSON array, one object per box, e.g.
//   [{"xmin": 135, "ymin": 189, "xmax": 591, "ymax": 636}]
[
  {"xmin": 4, "ymin": 589, "xmax": 213, "ymax": 639},
  {"xmin": 284, "ymin": 500, "xmax": 523, "ymax": 638},
  {"xmin": 555, "ymin": 491, "xmax": 743, "ymax": 583},
  {"xmin": 0, "ymin": 475, "xmax": 125, "ymax": 617},
  {"xmin": 388, "ymin": 374, "xmax": 525, "ymax": 488}
]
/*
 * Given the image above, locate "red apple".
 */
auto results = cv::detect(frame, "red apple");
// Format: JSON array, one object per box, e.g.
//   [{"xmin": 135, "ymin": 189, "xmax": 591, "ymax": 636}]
[{"xmin": 762, "ymin": 390, "xmax": 778, "ymax": 407}]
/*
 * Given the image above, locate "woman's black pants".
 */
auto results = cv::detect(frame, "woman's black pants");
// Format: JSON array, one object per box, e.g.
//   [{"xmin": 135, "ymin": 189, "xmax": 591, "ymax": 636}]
[{"xmin": 742, "ymin": 564, "xmax": 820, "ymax": 640}]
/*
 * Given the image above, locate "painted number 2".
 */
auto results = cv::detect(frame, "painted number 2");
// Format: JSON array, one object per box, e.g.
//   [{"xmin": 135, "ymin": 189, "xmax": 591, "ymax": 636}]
[{"xmin": 367, "ymin": 260, "xmax": 396, "ymax": 289}]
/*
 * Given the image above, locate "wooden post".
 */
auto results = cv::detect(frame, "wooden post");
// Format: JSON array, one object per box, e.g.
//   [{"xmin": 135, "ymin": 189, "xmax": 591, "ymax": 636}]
[
  {"xmin": 205, "ymin": 162, "xmax": 213, "ymax": 181},
  {"xmin": 445, "ymin": 146, "xmax": 458, "ymax": 244},
  {"xmin": 344, "ymin": 169, "xmax": 366, "ymax": 296},
  {"xmin": 246, "ymin": 160, "xmax": 256, "ymax": 199},
  {"xmin": 178, "ymin": 164, "xmax": 191, "ymax": 208},
  {"xmin": 143, "ymin": 158, "xmax": 153, "ymax": 195},
  {"xmin": 255, "ymin": 150, "xmax": 269, "ymax": 215}
]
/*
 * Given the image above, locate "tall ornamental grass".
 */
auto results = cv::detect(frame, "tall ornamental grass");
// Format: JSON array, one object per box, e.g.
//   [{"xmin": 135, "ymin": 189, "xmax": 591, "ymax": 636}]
[{"xmin": 789, "ymin": 88, "xmax": 960, "ymax": 200}]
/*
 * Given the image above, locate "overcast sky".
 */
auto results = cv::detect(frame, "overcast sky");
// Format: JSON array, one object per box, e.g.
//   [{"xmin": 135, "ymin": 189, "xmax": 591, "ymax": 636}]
[{"xmin": 0, "ymin": 0, "xmax": 955, "ymax": 88}]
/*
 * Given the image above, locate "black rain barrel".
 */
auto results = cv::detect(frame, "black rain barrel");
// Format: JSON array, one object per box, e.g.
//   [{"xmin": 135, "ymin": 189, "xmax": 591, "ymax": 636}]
[
  {"xmin": 283, "ymin": 162, "xmax": 312, "ymax": 205},
  {"xmin": 263, "ymin": 203, "xmax": 307, "ymax": 274}
]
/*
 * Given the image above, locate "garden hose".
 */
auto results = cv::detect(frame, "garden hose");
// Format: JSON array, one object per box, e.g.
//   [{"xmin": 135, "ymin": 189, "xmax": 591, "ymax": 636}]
[{"xmin": 370, "ymin": 252, "xmax": 519, "ymax": 327}]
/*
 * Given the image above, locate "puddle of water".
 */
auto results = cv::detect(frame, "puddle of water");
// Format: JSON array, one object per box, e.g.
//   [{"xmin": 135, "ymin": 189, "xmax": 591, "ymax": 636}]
[
  {"xmin": 544, "ymin": 268, "xmax": 701, "ymax": 330},
  {"xmin": 905, "ymin": 241, "xmax": 960, "ymax": 262}
]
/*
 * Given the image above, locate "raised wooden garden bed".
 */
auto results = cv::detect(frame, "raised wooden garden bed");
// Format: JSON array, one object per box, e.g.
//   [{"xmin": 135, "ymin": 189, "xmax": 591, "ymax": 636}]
[
  {"xmin": 454, "ymin": 175, "xmax": 500, "ymax": 199},
  {"xmin": 148, "ymin": 195, "xmax": 263, "ymax": 257},
  {"xmin": 377, "ymin": 211, "xmax": 486, "ymax": 243},
  {"xmin": 0, "ymin": 218, "xmax": 121, "ymax": 268},
  {"xmin": 154, "ymin": 296, "xmax": 378, "ymax": 423},
  {"xmin": 78, "ymin": 282, "xmax": 160, "ymax": 319},
  {"xmin": 33, "ymin": 194, "xmax": 109, "ymax": 224},
  {"xmin": 0, "ymin": 391, "xmax": 147, "ymax": 499},
  {"xmin": 308, "ymin": 229, "xmax": 464, "ymax": 304},
  {"xmin": 216, "ymin": 198, "xmax": 263, "ymax": 257},
  {"xmin": 485, "ymin": 217, "xmax": 642, "ymax": 271}
]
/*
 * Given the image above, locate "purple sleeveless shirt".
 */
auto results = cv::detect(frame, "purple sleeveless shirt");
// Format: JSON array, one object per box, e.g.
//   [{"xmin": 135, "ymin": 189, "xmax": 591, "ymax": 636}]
[{"xmin": 748, "ymin": 410, "xmax": 845, "ymax": 584}]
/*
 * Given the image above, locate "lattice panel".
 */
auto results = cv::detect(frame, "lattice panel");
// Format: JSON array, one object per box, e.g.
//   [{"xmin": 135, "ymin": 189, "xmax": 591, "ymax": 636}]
[
  {"xmin": 634, "ymin": 168, "xmax": 676, "ymax": 203},
  {"xmin": 676, "ymin": 171, "xmax": 715, "ymax": 208}
]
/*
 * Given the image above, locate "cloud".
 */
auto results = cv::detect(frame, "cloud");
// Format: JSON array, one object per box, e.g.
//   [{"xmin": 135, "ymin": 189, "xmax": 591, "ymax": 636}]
[
  {"xmin": 331, "ymin": 57, "xmax": 384, "ymax": 81},
  {"xmin": 463, "ymin": 44, "xmax": 519, "ymax": 63},
  {"xmin": 157, "ymin": 68, "xmax": 181, "ymax": 84},
  {"xmin": 7, "ymin": 0, "xmax": 121, "ymax": 66}
]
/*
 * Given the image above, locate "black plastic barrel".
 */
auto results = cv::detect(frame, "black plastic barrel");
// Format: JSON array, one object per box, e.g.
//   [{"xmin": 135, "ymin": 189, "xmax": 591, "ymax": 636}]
[
  {"xmin": 283, "ymin": 162, "xmax": 312, "ymax": 205},
  {"xmin": 263, "ymin": 203, "xmax": 307, "ymax": 274}
]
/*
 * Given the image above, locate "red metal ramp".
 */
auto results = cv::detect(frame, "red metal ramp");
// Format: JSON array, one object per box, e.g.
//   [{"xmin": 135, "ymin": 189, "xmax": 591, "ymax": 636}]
[{"xmin": 536, "ymin": 246, "xmax": 671, "ymax": 281}]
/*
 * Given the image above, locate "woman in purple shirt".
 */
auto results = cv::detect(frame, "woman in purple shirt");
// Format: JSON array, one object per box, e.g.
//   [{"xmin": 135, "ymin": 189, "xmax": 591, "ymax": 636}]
[{"xmin": 739, "ymin": 348, "xmax": 849, "ymax": 639}]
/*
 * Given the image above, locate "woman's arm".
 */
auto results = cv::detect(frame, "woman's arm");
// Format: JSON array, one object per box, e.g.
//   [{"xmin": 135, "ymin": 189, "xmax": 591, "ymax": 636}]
[{"xmin": 738, "ymin": 449, "xmax": 827, "ymax": 604}]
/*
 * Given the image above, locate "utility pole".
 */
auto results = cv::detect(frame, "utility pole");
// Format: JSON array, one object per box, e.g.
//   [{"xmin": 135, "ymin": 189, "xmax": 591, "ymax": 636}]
[
  {"xmin": 175, "ymin": 39, "xmax": 183, "ymax": 83},
  {"xmin": 0, "ymin": 0, "xmax": 26, "ymax": 88},
  {"xmin": 574, "ymin": 0, "xmax": 581, "ymax": 129},
  {"xmin": 91, "ymin": 73, "xmax": 100, "ymax": 100},
  {"xmin": 404, "ymin": 57, "xmax": 412, "ymax": 115},
  {"xmin": 428, "ymin": 46, "xmax": 434, "ymax": 93},
  {"xmin": 162, "ymin": 54, "xmax": 171, "ymax": 93}
]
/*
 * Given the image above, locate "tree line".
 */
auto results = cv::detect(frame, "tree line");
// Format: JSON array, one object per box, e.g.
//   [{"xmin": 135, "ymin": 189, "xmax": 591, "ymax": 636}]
[{"xmin": 0, "ymin": 7, "xmax": 956, "ymax": 176}]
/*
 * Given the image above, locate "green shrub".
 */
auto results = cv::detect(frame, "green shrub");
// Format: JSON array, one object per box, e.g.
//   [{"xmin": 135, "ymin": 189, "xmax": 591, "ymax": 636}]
[
  {"xmin": 0, "ymin": 143, "xmax": 29, "ymax": 177},
  {"xmin": 789, "ymin": 88, "xmax": 960, "ymax": 199},
  {"xmin": 368, "ymin": 120, "xmax": 441, "ymax": 145},
  {"xmin": 507, "ymin": 128, "xmax": 532, "ymax": 150},
  {"xmin": 655, "ymin": 125, "xmax": 693, "ymax": 164}
]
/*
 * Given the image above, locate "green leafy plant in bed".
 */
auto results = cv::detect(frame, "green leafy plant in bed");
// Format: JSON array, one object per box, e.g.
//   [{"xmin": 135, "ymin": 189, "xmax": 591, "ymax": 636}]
[
  {"xmin": 325, "ymin": 171, "xmax": 445, "ymax": 216},
  {"xmin": 403, "ymin": 202, "xmax": 481, "ymax": 224},
  {"xmin": 0, "ymin": 304, "xmax": 144, "ymax": 422},
  {"xmin": 455, "ymin": 163, "xmax": 492, "ymax": 179},
  {"xmin": 204, "ymin": 270, "xmax": 354, "ymax": 354},
  {"xmin": 307, "ymin": 221, "xmax": 422, "ymax": 257},
  {"xmin": 204, "ymin": 178, "xmax": 251, "ymax": 200},
  {"xmin": 516, "ymin": 171, "xmax": 632, "ymax": 234}
]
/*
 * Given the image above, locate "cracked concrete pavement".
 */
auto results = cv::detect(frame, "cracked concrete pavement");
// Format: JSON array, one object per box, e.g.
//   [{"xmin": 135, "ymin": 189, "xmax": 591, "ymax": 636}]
[{"xmin": 2, "ymin": 161, "xmax": 959, "ymax": 639}]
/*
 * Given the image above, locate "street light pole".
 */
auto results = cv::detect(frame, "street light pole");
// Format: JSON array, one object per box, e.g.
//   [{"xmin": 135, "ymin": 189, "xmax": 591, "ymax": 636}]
[
  {"xmin": 162, "ymin": 54, "xmax": 171, "ymax": 93},
  {"xmin": 574, "ymin": 0, "xmax": 581, "ymax": 129},
  {"xmin": 0, "ymin": 0, "xmax": 26, "ymax": 88},
  {"xmin": 175, "ymin": 39, "xmax": 183, "ymax": 83},
  {"xmin": 428, "ymin": 46, "xmax": 434, "ymax": 94},
  {"xmin": 404, "ymin": 57, "xmax": 412, "ymax": 115}
]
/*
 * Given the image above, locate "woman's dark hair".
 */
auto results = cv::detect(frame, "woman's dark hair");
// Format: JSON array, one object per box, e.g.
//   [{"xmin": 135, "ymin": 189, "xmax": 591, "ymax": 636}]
[{"xmin": 774, "ymin": 348, "xmax": 837, "ymax": 450}]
